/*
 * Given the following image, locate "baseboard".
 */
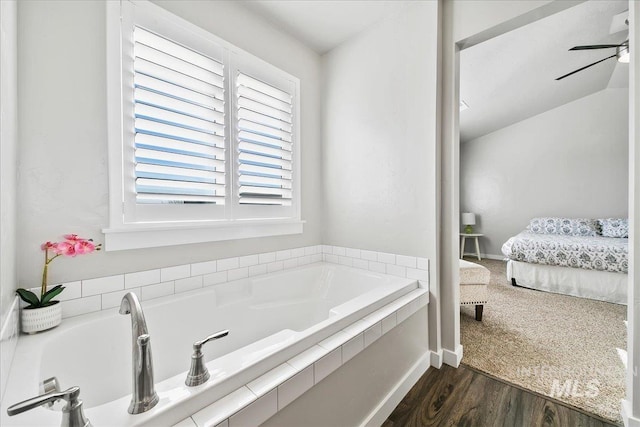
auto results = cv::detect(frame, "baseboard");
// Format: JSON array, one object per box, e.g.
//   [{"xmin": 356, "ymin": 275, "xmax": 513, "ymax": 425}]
[
  {"xmin": 361, "ymin": 352, "xmax": 431, "ymax": 427},
  {"xmin": 442, "ymin": 345, "xmax": 463, "ymax": 368},
  {"xmin": 430, "ymin": 350, "xmax": 443, "ymax": 368},
  {"xmin": 461, "ymin": 253, "xmax": 505, "ymax": 261},
  {"xmin": 622, "ymin": 399, "xmax": 640, "ymax": 427}
]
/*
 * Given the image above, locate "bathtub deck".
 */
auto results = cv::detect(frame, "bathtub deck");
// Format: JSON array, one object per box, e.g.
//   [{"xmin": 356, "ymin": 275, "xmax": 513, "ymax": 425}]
[{"xmin": 383, "ymin": 364, "xmax": 618, "ymax": 427}]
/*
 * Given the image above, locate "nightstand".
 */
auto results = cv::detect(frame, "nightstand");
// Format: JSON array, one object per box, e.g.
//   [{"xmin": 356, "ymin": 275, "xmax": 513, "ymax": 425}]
[{"xmin": 460, "ymin": 233, "xmax": 484, "ymax": 260}]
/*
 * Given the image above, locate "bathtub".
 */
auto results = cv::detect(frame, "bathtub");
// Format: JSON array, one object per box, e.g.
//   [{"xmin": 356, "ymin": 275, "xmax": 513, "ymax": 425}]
[{"xmin": 1, "ymin": 262, "xmax": 428, "ymax": 426}]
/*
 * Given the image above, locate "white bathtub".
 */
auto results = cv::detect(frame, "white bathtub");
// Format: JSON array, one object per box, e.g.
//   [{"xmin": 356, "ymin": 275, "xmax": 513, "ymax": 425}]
[{"xmin": 0, "ymin": 262, "xmax": 425, "ymax": 426}]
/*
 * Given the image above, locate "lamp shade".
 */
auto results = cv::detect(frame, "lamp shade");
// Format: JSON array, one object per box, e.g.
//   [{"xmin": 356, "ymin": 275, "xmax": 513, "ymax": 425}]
[{"xmin": 461, "ymin": 212, "xmax": 476, "ymax": 226}]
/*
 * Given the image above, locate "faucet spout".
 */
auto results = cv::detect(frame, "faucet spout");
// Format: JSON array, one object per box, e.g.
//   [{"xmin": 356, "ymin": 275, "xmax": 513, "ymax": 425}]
[{"xmin": 119, "ymin": 292, "xmax": 159, "ymax": 414}]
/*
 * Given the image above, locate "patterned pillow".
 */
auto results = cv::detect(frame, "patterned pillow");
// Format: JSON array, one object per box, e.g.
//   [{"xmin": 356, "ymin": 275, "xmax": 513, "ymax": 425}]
[
  {"xmin": 528, "ymin": 217, "xmax": 598, "ymax": 237},
  {"xmin": 598, "ymin": 218, "xmax": 628, "ymax": 238}
]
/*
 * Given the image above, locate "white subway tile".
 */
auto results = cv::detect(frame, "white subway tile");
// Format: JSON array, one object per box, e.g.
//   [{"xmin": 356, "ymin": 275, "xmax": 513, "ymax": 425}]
[
  {"xmin": 342, "ymin": 333, "xmax": 364, "ymax": 363},
  {"xmin": 304, "ymin": 246, "xmax": 318, "ymax": 256},
  {"xmin": 377, "ymin": 252, "xmax": 396, "ymax": 264},
  {"xmin": 396, "ymin": 255, "xmax": 417, "ymax": 268},
  {"xmin": 82, "ymin": 275, "xmax": 124, "ymax": 297},
  {"xmin": 352, "ymin": 258, "xmax": 368, "ymax": 270},
  {"xmin": 61, "ymin": 296, "xmax": 101, "ymax": 318},
  {"xmin": 191, "ymin": 260, "xmax": 217, "ymax": 276},
  {"xmin": 283, "ymin": 258, "xmax": 298, "ymax": 270},
  {"xmin": 172, "ymin": 417, "xmax": 197, "ymax": 427},
  {"xmin": 345, "ymin": 248, "xmax": 361, "ymax": 258},
  {"xmin": 161, "ymin": 265, "xmax": 190, "ymax": 282},
  {"xmin": 247, "ymin": 363, "xmax": 296, "ymax": 398},
  {"xmin": 314, "ymin": 347, "xmax": 341, "ymax": 384},
  {"xmin": 175, "ymin": 276, "xmax": 203, "ymax": 294},
  {"xmin": 311, "ymin": 254, "xmax": 322, "ymax": 263},
  {"xmin": 364, "ymin": 322, "xmax": 383, "ymax": 347},
  {"xmin": 102, "ymin": 288, "xmax": 140, "ymax": 309},
  {"xmin": 407, "ymin": 268, "xmax": 429, "ymax": 281},
  {"xmin": 343, "ymin": 320, "xmax": 367, "ymax": 337},
  {"xmin": 277, "ymin": 366, "xmax": 313, "ymax": 410},
  {"xmin": 217, "ymin": 257, "xmax": 239, "ymax": 272},
  {"xmin": 398, "ymin": 300, "xmax": 420, "ymax": 323},
  {"xmin": 239, "ymin": 254, "xmax": 259, "ymax": 267},
  {"xmin": 267, "ymin": 261, "xmax": 283, "ymax": 273},
  {"xmin": 360, "ymin": 250, "xmax": 377, "ymax": 261},
  {"xmin": 259, "ymin": 252, "xmax": 276, "ymax": 264},
  {"xmin": 287, "ymin": 345, "xmax": 328, "ymax": 372},
  {"xmin": 418, "ymin": 280, "xmax": 429, "ymax": 290},
  {"xmin": 325, "ymin": 254, "xmax": 339, "ymax": 264},
  {"xmin": 419, "ymin": 293, "xmax": 430, "ymax": 307},
  {"xmin": 248, "ymin": 264, "xmax": 267, "ymax": 277},
  {"xmin": 125, "ymin": 270, "xmax": 160, "ymax": 289},
  {"xmin": 321, "ymin": 245, "xmax": 332, "ymax": 254},
  {"xmin": 337, "ymin": 256, "xmax": 353, "ymax": 267},
  {"xmin": 203, "ymin": 271, "xmax": 228, "ymax": 287},
  {"xmin": 58, "ymin": 281, "xmax": 81, "ymax": 301},
  {"xmin": 298, "ymin": 256, "xmax": 312, "ymax": 266},
  {"xmin": 192, "ymin": 387, "xmax": 255, "ymax": 427},
  {"xmin": 368, "ymin": 261, "xmax": 386, "ymax": 274},
  {"xmin": 381, "ymin": 312, "xmax": 397, "ymax": 334},
  {"xmin": 386, "ymin": 264, "xmax": 406, "ymax": 278},
  {"xmin": 417, "ymin": 257, "xmax": 429, "ymax": 271},
  {"xmin": 228, "ymin": 267, "xmax": 249, "ymax": 281},
  {"xmin": 276, "ymin": 249, "xmax": 292, "ymax": 261},
  {"xmin": 291, "ymin": 247, "xmax": 305, "ymax": 258},
  {"xmin": 229, "ymin": 389, "xmax": 277, "ymax": 427},
  {"xmin": 141, "ymin": 281, "xmax": 174, "ymax": 301},
  {"xmin": 318, "ymin": 331, "xmax": 351, "ymax": 351},
  {"xmin": 332, "ymin": 246, "xmax": 346, "ymax": 256}
]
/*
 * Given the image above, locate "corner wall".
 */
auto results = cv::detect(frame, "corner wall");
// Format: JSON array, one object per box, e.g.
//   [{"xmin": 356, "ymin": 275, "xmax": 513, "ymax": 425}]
[{"xmin": 461, "ymin": 88, "xmax": 629, "ymax": 257}]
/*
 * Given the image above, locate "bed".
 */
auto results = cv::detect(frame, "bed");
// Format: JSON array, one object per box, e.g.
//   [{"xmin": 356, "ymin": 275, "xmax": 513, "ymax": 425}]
[{"xmin": 501, "ymin": 217, "xmax": 628, "ymax": 304}]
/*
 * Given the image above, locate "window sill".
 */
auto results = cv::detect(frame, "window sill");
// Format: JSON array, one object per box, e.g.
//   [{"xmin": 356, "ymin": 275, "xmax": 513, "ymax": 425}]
[{"xmin": 102, "ymin": 219, "xmax": 305, "ymax": 251}]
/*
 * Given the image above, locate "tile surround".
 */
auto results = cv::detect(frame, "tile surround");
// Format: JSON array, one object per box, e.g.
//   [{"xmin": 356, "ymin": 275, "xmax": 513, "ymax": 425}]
[{"xmin": 7, "ymin": 243, "xmax": 430, "ymax": 426}]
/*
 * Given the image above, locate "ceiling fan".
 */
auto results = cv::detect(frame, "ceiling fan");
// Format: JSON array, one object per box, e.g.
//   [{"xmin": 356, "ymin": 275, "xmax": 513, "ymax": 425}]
[{"xmin": 555, "ymin": 16, "xmax": 630, "ymax": 81}]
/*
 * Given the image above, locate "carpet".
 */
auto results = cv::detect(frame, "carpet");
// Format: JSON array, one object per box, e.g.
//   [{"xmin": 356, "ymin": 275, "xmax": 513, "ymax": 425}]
[{"xmin": 460, "ymin": 258, "xmax": 626, "ymax": 425}]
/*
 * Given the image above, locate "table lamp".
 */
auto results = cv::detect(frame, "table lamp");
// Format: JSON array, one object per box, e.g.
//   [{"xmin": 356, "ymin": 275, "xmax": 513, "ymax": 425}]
[{"xmin": 462, "ymin": 212, "xmax": 476, "ymax": 234}]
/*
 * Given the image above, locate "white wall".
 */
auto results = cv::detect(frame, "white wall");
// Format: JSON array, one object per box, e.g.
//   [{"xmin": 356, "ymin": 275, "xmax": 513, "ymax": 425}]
[
  {"xmin": 16, "ymin": 0, "xmax": 322, "ymax": 288},
  {"xmin": 322, "ymin": 1, "xmax": 439, "ymax": 259},
  {"xmin": 0, "ymin": 0, "xmax": 18, "ymax": 323},
  {"xmin": 460, "ymin": 88, "xmax": 628, "ymax": 257}
]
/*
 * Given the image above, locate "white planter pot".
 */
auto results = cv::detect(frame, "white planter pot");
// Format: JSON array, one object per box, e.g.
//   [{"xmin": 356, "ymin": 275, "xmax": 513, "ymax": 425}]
[{"xmin": 21, "ymin": 302, "xmax": 62, "ymax": 334}]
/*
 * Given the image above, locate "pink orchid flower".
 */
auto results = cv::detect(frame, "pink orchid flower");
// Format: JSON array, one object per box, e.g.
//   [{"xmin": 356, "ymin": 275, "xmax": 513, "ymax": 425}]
[
  {"xmin": 74, "ymin": 239, "xmax": 96, "ymax": 255},
  {"xmin": 64, "ymin": 234, "xmax": 85, "ymax": 242},
  {"xmin": 53, "ymin": 241, "xmax": 77, "ymax": 257}
]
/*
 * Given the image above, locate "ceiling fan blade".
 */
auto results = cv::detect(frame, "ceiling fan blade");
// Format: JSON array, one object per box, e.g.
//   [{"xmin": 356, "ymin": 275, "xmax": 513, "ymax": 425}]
[
  {"xmin": 569, "ymin": 44, "xmax": 626, "ymax": 50},
  {"xmin": 555, "ymin": 53, "xmax": 617, "ymax": 81}
]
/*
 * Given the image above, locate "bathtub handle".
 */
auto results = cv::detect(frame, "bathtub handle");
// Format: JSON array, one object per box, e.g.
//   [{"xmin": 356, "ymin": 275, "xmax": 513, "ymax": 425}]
[
  {"xmin": 186, "ymin": 329, "xmax": 229, "ymax": 387},
  {"xmin": 6, "ymin": 386, "xmax": 91, "ymax": 427}
]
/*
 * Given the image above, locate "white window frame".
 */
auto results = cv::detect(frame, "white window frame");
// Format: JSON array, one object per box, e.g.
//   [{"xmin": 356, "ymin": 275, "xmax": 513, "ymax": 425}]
[{"xmin": 104, "ymin": 0, "xmax": 302, "ymax": 251}]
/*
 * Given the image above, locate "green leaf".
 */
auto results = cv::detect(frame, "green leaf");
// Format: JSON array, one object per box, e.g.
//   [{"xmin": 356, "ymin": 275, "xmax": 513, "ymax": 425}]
[
  {"xmin": 41, "ymin": 285, "xmax": 65, "ymax": 305},
  {"xmin": 16, "ymin": 288, "xmax": 41, "ymax": 307}
]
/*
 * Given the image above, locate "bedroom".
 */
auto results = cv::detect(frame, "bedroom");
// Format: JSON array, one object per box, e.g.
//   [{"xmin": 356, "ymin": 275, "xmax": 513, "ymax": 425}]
[{"xmin": 458, "ymin": 0, "xmax": 629, "ymax": 424}]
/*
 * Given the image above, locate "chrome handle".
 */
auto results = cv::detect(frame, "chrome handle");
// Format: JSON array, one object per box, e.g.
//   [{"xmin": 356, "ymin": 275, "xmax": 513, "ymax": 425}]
[
  {"xmin": 193, "ymin": 330, "xmax": 229, "ymax": 353},
  {"xmin": 7, "ymin": 386, "xmax": 91, "ymax": 427},
  {"xmin": 186, "ymin": 330, "xmax": 229, "ymax": 387}
]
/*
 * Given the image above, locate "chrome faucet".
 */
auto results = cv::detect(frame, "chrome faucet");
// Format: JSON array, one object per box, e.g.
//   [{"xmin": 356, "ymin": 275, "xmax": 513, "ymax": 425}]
[
  {"xmin": 7, "ymin": 386, "xmax": 91, "ymax": 427},
  {"xmin": 119, "ymin": 292, "xmax": 159, "ymax": 414},
  {"xmin": 185, "ymin": 330, "xmax": 229, "ymax": 386}
]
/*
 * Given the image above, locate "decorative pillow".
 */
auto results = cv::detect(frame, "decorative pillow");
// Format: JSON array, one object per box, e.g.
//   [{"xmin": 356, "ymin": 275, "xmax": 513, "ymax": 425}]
[
  {"xmin": 598, "ymin": 218, "xmax": 628, "ymax": 238},
  {"xmin": 528, "ymin": 217, "xmax": 598, "ymax": 237}
]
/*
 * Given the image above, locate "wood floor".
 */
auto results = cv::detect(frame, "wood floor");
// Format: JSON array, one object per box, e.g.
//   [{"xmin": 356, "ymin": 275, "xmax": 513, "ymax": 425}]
[{"xmin": 383, "ymin": 364, "xmax": 618, "ymax": 427}]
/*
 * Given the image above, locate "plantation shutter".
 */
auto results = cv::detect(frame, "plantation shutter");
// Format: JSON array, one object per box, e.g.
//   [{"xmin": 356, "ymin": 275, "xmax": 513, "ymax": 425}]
[
  {"xmin": 236, "ymin": 73, "xmax": 293, "ymax": 206},
  {"xmin": 133, "ymin": 26, "xmax": 226, "ymax": 205}
]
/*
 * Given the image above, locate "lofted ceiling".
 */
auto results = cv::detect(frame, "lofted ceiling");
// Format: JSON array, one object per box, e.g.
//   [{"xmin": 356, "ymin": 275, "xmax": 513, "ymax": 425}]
[
  {"xmin": 460, "ymin": 0, "xmax": 629, "ymax": 143},
  {"xmin": 236, "ymin": 1, "xmax": 629, "ymax": 144},
  {"xmin": 238, "ymin": 0, "xmax": 411, "ymax": 54}
]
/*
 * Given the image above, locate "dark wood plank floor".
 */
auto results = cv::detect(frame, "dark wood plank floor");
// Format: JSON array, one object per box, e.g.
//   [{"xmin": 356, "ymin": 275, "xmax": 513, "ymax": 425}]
[{"xmin": 383, "ymin": 364, "xmax": 618, "ymax": 427}]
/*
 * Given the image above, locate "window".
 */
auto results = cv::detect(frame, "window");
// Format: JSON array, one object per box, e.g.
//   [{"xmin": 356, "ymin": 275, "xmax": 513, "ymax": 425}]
[{"xmin": 105, "ymin": 1, "xmax": 302, "ymax": 250}]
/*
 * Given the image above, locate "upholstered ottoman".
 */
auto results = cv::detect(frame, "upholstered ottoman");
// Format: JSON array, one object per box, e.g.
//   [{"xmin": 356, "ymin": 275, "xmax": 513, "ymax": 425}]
[{"xmin": 460, "ymin": 259, "xmax": 490, "ymax": 321}]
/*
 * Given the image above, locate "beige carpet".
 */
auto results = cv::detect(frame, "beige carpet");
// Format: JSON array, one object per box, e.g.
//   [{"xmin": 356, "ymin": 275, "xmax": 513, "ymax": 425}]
[{"xmin": 460, "ymin": 258, "xmax": 626, "ymax": 425}]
